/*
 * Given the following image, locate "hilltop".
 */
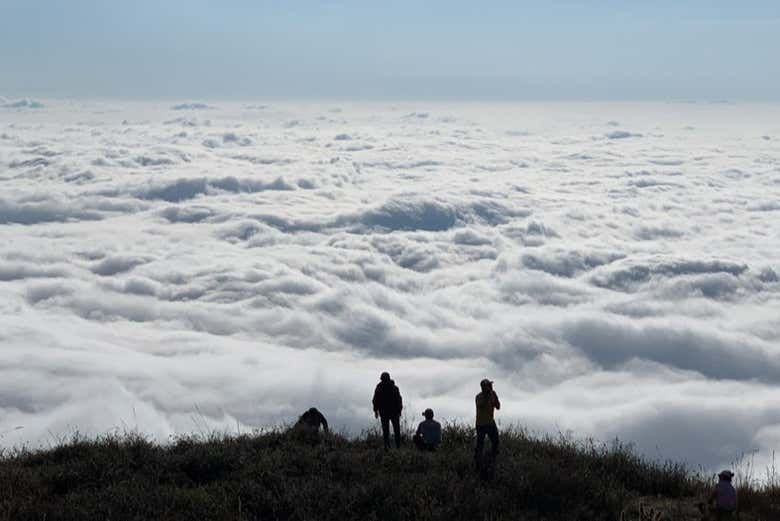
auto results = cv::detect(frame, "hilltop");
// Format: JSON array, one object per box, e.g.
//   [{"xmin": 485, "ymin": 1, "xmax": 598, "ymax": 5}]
[{"xmin": 2, "ymin": 425, "xmax": 777, "ymax": 520}]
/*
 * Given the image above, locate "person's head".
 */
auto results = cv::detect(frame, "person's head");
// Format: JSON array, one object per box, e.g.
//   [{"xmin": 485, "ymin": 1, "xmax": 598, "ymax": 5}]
[
  {"xmin": 423, "ymin": 408, "xmax": 434, "ymax": 420},
  {"xmin": 308, "ymin": 407, "xmax": 319, "ymax": 415},
  {"xmin": 380, "ymin": 371, "xmax": 391, "ymax": 382},
  {"xmin": 718, "ymin": 470, "xmax": 734, "ymax": 482},
  {"xmin": 480, "ymin": 378, "xmax": 493, "ymax": 392}
]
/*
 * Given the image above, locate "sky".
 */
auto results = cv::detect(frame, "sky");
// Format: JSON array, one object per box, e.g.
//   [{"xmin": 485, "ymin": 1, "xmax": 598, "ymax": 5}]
[{"xmin": 1, "ymin": 0, "xmax": 779, "ymax": 100}]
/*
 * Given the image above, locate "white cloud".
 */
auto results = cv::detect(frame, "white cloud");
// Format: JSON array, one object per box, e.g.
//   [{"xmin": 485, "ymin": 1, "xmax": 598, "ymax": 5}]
[
  {"xmin": 0, "ymin": 100, "xmax": 779, "ymax": 473},
  {"xmin": 170, "ymin": 102, "xmax": 214, "ymax": 111},
  {"xmin": 1, "ymin": 98, "xmax": 44, "ymax": 109}
]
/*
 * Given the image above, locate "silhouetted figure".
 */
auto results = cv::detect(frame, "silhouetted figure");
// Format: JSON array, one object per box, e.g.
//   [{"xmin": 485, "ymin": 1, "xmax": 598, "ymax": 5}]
[
  {"xmin": 413, "ymin": 408, "xmax": 441, "ymax": 451},
  {"xmin": 708, "ymin": 470, "xmax": 737, "ymax": 520},
  {"xmin": 292, "ymin": 407, "xmax": 329, "ymax": 443},
  {"xmin": 372, "ymin": 372, "xmax": 403, "ymax": 449},
  {"xmin": 297, "ymin": 407, "xmax": 329, "ymax": 433},
  {"xmin": 475, "ymin": 378, "xmax": 501, "ymax": 465}
]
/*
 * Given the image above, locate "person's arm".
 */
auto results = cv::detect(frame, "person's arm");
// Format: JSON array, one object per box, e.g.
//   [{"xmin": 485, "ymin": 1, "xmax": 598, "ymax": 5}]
[
  {"xmin": 372, "ymin": 387, "xmax": 379, "ymax": 418},
  {"xmin": 319, "ymin": 412, "xmax": 329, "ymax": 433},
  {"xmin": 416, "ymin": 422, "xmax": 423, "ymax": 435},
  {"xmin": 397, "ymin": 387, "xmax": 403, "ymax": 414},
  {"xmin": 492, "ymin": 391, "xmax": 501, "ymax": 410}
]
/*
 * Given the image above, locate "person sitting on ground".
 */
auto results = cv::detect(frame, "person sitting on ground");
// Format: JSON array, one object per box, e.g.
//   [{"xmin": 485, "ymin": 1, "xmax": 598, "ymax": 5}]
[
  {"xmin": 708, "ymin": 470, "xmax": 737, "ymax": 520},
  {"xmin": 372, "ymin": 371, "xmax": 403, "ymax": 450},
  {"xmin": 292, "ymin": 407, "xmax": 329, "ymax": 443},
  {"xmin": 413, "ymin": 408, "xmax": 442, "ymax": 451},
  {"xmin": 475, "ymin": 378, "xmax": 501, "ymax": 464}
]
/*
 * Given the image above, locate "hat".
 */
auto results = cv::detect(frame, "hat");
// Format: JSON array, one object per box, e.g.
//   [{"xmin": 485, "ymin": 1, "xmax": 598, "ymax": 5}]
[
  {"xmin": 718, "ymin": 470, "xmax": 734, "ymax": 480},
  {"xmin": 422, "ymin": 408, "xmax": 434, "ymax": 418},
  {"xmin": 480, "ymin": 378, "xmax": 493, "ymax": 387}
]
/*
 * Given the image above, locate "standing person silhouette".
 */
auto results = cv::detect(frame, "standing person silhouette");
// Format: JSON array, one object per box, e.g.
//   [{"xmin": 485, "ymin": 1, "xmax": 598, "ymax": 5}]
[
  {"xmin": 475, "ymin": 378, "xmax": 501, "ymax": 466},
  {"xmin": 372, "ymin": 372, "xmax": 403, "ymax": 450}
]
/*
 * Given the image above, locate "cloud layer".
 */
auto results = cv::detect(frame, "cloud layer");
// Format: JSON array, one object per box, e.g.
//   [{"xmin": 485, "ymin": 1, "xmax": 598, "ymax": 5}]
[{"xmin": 1, "ymin": 100, "xmax": 779, "ymax": 472}]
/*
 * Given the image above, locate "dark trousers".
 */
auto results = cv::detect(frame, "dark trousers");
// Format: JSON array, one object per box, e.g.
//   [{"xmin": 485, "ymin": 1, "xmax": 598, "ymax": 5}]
[
  {"xmin": 380, "ymin": 415, "xmax": 401, "ymax": 449},
  {"xmin": 713, "ymin": 509, "xmax": 734, "ymax": 521},
  {"xmin": 475, "ymin": 424, "xmax": 499, "ymax": 457},
  {"xmin": 413, "ymin": 433, "xmax": 436, "ymax": 451}
]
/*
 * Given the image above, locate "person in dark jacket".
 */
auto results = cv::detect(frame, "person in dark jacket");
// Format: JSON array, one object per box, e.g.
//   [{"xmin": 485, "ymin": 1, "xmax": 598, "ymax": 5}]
[
  {"xmin": 291, "ymin": 407, "xmax": 329, "ymax": 443},
  {"xmin": 372, "ymin": 372, "xmax": 403, "ymax": 449},
  {"xmin": 413, "ymin": 408, "xmax": 442, "ymax": 451},
  {"xmin": 708, "ymin": 470, "xmax": 737, "ymax": 520},
  {"xmin": 296, "ymin": 407, "xmax": 329, "ymax": 433}
]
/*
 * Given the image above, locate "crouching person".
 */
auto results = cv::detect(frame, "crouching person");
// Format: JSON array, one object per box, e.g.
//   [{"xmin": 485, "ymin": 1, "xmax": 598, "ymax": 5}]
[
  {"xmin": 413, "ymin": 408, "xmax": 441, "ymax": 451},
  {"xmin": 291, "ymin": 407, "xmax": 329, "ymax": 443},
  {"xmin": 709, "ymin": 470, "xmax": 737, "ymax": 520}
]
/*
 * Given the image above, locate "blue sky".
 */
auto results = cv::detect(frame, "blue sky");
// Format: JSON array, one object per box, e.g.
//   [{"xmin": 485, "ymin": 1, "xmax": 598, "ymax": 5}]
[{"xmin": 2, "ymin": 0, "xmax": 779, "ymax": 100}]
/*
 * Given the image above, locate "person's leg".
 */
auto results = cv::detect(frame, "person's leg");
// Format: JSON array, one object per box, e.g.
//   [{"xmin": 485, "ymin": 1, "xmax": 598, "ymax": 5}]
[
  {"xmin": 475, "ymin": 426, "xmax": 487, "ymax": 457},
  {"xmin": 488, "ymin": 424, "xmax": 499, "ymax": 456},
  {"xmin": 380, "ymin": 416, "xmax": 390, "ymax": 449},
  {"xmin": 391, "ymin": 416, "xmax": 401, "ymax": 448},
  {"xmin": 715, "ymin": 509, "xmax": 733, "ymax": 521}
]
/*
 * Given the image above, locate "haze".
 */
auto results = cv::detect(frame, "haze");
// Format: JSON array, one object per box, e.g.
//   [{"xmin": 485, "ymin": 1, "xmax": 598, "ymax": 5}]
[{"xmin": 1, "ymin": 0, "xmax": 779, "ymax": 100}]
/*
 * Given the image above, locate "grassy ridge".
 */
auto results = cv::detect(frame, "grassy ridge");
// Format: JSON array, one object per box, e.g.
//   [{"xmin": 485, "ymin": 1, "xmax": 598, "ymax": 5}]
[{"xmin": 0, "ymin": 425, "xmax": 774, "ymax": 520}]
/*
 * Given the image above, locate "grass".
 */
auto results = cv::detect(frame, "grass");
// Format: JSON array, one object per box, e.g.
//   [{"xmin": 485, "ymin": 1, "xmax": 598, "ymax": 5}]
[{"xmin": 0, "ymin": 424, "xmax": 777, "ymax": 520}]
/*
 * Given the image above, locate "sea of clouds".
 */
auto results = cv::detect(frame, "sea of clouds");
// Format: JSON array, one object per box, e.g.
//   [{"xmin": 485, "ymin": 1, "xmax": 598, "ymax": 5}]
[{"xmin": 1, "ymin": 99, "xmax": 778, "ymax": 472}]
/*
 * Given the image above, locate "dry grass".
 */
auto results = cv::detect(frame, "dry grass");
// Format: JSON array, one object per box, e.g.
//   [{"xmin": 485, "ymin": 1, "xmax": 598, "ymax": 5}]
[{"xmin": 0, "ymin": 424, "xmax": 776, "ymax": 520}]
